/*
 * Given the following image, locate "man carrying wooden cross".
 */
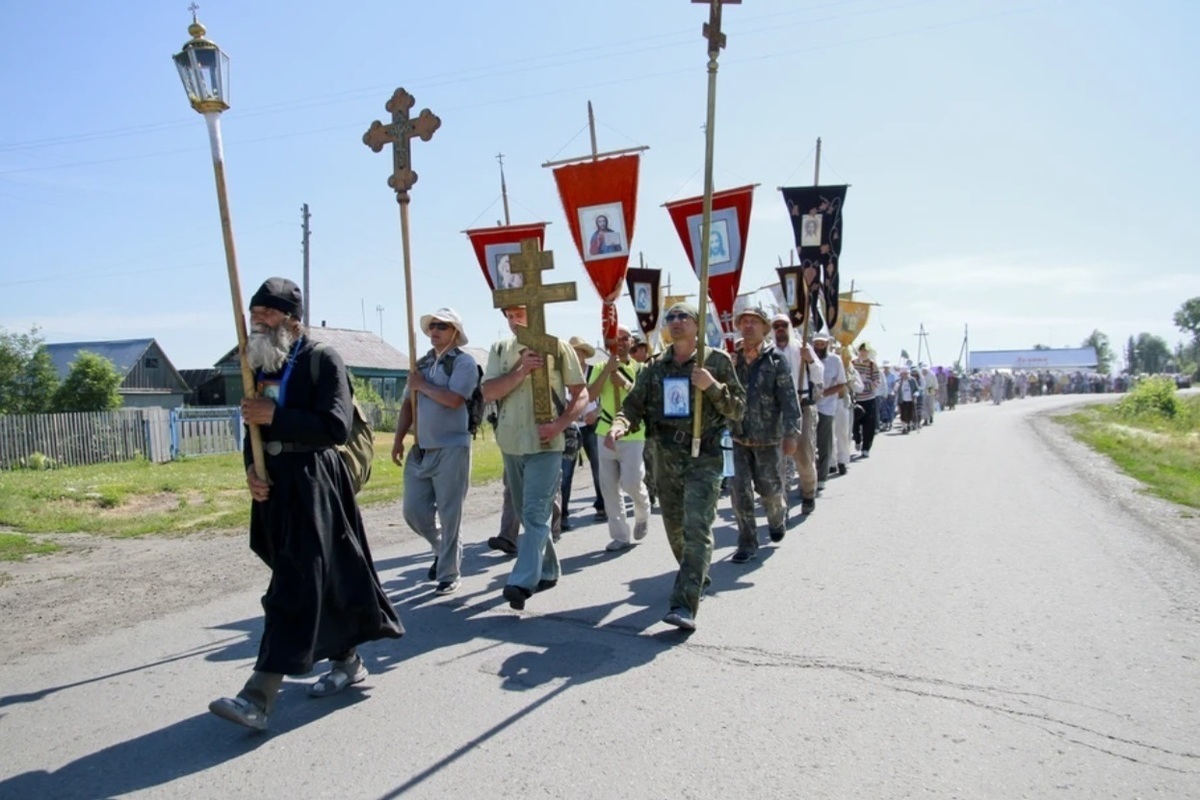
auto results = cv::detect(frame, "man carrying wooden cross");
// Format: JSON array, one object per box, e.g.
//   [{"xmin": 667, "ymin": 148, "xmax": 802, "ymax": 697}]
[{"xmin": 482, "ymin": 240, "xmax": 587, "ymax": 610}]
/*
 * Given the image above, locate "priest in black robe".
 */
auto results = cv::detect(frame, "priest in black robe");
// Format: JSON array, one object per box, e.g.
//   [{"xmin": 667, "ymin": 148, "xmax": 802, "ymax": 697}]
[{"xmin": 209, "ymin": 278, "xmax": 403, "ymax": 732}]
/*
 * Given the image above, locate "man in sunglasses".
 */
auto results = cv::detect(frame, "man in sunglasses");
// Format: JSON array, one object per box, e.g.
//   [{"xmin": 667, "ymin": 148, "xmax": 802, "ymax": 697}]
[
  {"xmin": 604, "ymin": 302, "xmax": 745, "ymax": 631},
  {"xmin": 391, "ymin": 308, "xmax": 478, "ymax": 596}
]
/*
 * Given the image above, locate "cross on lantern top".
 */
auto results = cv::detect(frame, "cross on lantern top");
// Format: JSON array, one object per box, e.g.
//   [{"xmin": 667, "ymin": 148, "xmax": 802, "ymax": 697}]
[{"xmin": 362, "ymin": 88, "xmax": 442, "ymax": 204}]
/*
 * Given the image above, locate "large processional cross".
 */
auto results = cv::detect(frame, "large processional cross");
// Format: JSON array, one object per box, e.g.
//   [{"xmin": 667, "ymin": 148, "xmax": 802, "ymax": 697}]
[{"xmin": 492, "ymin": 239, "xmax": 577, "ymax": 445}]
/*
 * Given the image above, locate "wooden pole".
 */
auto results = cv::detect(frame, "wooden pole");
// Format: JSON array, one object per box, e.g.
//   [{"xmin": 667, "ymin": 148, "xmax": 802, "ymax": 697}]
[{"xmin": 205, "ymin": 111, "xmax": 265, "ymax": 481}]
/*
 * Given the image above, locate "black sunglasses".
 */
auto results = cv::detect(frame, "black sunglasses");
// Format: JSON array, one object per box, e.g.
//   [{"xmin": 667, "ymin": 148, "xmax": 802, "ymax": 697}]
[
  {"xmin": 428, "ymin": 321, "xmax": 453, "ymax": 331},
  {"xmin": 663, "ymin": 312, "xmax": 692, "ymax": 322}
]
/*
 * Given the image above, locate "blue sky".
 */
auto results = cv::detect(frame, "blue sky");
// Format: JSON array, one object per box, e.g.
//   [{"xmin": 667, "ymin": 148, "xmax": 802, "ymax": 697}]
[{"xmin": 1, "ymin": 0, "xmax": 1197, "ymax": 372}]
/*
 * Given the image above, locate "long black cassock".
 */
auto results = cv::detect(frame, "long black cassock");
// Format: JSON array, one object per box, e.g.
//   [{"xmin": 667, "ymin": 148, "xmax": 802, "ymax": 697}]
[
  {"xmin": 243, "ymin": 339, "xmax": 403, "ymax": 675},
  {"xmin": 780, "ymin": 185, "xmax": 848, "ymax": 332}
]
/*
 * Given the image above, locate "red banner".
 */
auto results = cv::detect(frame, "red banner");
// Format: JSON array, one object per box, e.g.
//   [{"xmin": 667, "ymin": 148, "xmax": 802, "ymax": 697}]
[
  {"xmin": 664, "ymin": 184, "xmax": 756, "ymax": 351},
  {"xmin": 552, "ymin": 154, "xmax": 640, "ymax": 341},
  {"xmin": 463, "ymin": 222, "xmax": 549, "ymax": 291}
]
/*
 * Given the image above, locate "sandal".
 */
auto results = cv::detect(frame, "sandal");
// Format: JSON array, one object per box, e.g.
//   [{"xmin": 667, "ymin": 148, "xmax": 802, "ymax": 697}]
[
  {"xmin": 208, "ymin": 696, "xmax": 269, "ymax": 731},
  {"xmin": 308, "ymin": 655, "xmax": 368, "ymax": 698}
]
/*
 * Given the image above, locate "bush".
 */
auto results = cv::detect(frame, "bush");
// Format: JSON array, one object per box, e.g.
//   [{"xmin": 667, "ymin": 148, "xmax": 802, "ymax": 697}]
[
  {"xmin": 23, "ymin": 452, "xmax": 57, "ymax": 470},
  {"xmin": 1116, "ymin": 376, "xmax": 1178, "ymax": 420}
]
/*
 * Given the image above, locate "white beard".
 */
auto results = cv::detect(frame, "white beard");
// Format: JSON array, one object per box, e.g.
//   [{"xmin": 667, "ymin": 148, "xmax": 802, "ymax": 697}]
[{"xmin": 247, "ymin": 323, "xmax": 295, "ymax": 373}]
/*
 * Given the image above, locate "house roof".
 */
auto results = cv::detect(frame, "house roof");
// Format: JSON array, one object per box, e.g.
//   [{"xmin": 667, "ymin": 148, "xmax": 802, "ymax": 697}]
[
  {"xmin": 179, "ymin": 368, "xmax": 222, "ymax": 389},
  {"xmin": 44, "ymin": 339, "xmax": 154, "ymax": 379},
  {"xmin": 215, "ymin": 327, "xmax": 410, "ymax": 371}
]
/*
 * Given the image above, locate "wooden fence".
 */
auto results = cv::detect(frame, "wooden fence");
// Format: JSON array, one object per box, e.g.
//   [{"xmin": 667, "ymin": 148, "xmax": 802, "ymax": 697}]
[{"xmin": 0, "ymin": 408, "xmax": 173, "ymax": 468}]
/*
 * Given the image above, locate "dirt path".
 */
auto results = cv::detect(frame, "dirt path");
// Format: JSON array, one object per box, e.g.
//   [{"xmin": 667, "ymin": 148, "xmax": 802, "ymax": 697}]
[{"xmin": 0, "ymin": 479, "xmax": 508, "ymax": 660}]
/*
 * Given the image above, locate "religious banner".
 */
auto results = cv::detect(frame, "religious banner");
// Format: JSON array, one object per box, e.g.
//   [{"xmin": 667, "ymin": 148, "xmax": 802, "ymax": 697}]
[
  {"xmin": 779, "ymin": 184, "xmax": 848, "ymax": 332},
  {"xmin": 552, "ymin": 154, "xmax": 640, "ymax": 341},
  {"xmin": 775, "ymin": 265, "xmax": 809, "ymax": 330},
  {"xmin": 663, "ymin": 184, "xmax": 756, "ymax": 353},
  {"xmin": 831, "ymin": 298, "xmax": 871, "ymax": 348},
  {"xmin": 464, "ymin": 222, "xmax": 549, "ymax": 291},
  {"xmin": 624, "ymin": 267, "xmax": 661, "ymax": 336}
]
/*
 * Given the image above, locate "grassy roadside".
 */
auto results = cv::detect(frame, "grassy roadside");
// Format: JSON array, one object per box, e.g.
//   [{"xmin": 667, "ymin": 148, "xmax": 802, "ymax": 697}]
[
  {"xmin": 0, "ymin": 430, "xmax": 505, "ymax": 561},
  {"xmin": 1056, "ymin": 380, "xmax": 1200, "ymax": 512}
]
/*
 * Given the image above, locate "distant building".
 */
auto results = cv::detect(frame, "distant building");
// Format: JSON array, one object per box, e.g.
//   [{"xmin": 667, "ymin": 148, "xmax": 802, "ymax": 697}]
[
  {"xmin": 44, "ymin": 339, "xmax": 190, "ymax": 410},
  {"xmin": 211, "ymin": 326, "xmax": 410, "ymax": 405}
]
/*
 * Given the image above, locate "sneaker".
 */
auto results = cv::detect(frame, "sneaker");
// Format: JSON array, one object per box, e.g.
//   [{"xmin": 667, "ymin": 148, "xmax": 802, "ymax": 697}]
[
  {"xmin": 594, "ymin": 510, "xmax": 608, "ymax": 523},
  {"xmin": 633, "ymin": 520, "xmax": 649, "ymax": 541},
  {"xmin": 308, "ymin": 654, "xmax": 368, "ymax": 698},
  {"xmin": 837, "ymin": 464, "xmax": 847, "ymax": 476},
  {"xmin": 769, "ymin": 526, "xmax": 785, "ymax": 543},
  {"xmin": 561, "ymin": 518, "xmax": 574, "ymax": 531},
  {"xmin": 503, "ymin": 584, "xmax": 531, "ymax": 610},
  {"xmin": 605, "ymin": 539, "xmax": 633, "ymax": 552},
  {"xmin": 731, "ymin": 548, "xmax": 757, "ymax": 564},
  {"xmin": 435, "ymin": 580, "xmax": 460, "ymax": 595},
  {"xmin": 801, "ymin": 498, "xmax": 816, "ymax": 515},
  {"xmin": 663, "ymin": 607, "xmax": 696, "ymax": 631},
  {"xmin": 487, "ymin": 536, "xmax": 517, "ymax": 555},
  {"xmin": 427, "ymin": 558, "xmax": 438, "ymax": 582},
  {"xmin": 208, "ymin": 696, "xmax": 268, "ymax": 731}
]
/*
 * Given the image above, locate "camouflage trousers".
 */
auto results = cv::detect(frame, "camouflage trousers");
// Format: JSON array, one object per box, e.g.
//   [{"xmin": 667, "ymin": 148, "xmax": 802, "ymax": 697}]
[
  {"xmin": 653, "ymin": 446, "xmax": 722, "ymax": 617},
  {"xmin": 730, "ymin": 442, "xmax": 786, "ymax": 553}
]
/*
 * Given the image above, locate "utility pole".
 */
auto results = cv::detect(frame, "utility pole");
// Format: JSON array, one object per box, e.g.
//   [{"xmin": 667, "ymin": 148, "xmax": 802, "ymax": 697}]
[
  {"xmin": 301, "ymin": 203, "xmax": 311, "ymax": 327},
  {"xmin": 376, "ymin": 304, "xmax": 385, "ymax": 341}
]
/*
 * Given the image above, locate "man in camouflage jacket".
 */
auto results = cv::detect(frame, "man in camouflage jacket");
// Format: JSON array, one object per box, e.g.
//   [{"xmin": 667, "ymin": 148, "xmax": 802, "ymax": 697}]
[
  {"xmin": 605, "ymin": 302, "xmax": 745, "ymax": 632},
  {"xmin": 728, "ymin": 306, "xmax": 802, "ymax": 562}
]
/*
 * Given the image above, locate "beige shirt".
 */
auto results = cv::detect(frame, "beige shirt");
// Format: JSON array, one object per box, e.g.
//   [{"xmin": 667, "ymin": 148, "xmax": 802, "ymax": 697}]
[{"xmin": 485, "ymin": 337, "xmax": 586, "ymax": 456}]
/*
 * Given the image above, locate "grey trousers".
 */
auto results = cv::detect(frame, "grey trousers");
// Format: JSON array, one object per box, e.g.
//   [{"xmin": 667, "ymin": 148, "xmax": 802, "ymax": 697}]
[
  {"xmin": 402, "ymin": 445, "xmax": 472, "ymax": 582},
  {"xmin": 498, "ymin": 465, "xmax": 561, "ymax": 544}
]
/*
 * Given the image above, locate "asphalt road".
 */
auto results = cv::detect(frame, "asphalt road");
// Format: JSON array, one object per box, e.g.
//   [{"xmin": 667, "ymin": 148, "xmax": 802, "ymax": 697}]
[{"xmin": 2, "ymin": 394, "xmax": 1198, "ymax": 799}]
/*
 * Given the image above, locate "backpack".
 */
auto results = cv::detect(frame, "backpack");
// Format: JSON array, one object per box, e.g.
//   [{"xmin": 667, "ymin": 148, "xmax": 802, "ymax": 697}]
[
  {"xmin": 430, "ymin": 350, "xmax": 486, "ymax": 439},
  {"xmin": 310, "ymin": 342, "xmax": 374, "ymax": 494}
]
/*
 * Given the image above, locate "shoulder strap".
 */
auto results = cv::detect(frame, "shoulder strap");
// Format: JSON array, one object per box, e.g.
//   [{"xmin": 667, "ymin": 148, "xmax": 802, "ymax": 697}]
[{"xmin": 310, "ymin": 341, "xmax": 326, "ymax": 383}]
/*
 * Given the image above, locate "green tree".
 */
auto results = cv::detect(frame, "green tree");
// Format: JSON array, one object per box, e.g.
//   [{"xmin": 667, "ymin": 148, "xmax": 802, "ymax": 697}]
[
  {"xmin": 52, "ymin": 351, "xmax": 122, "ymax": 412},
  {"xmin": 1174, "ymin": 296, "xmax": 1200, "ymax": 375},
  {"xmin": 1131, "ymin": 332, "xmax": 1172, "ymax": 375},
  {"xmin": 1032, "ymin": 343, "xmax": 1051, "ymax": 350},
  {"xmin": 15, "ymin": 346, "xmax": 60, "ymax": 413},
  {"xmin": 0, "ymin": 325, "xmax": 46, "ymax": 414},
  {"xmin": 1125, "ymin": 335, "xmax": 1138, "ymax": 374},
  {"xmin": 1081, "ymin": 329, "xmax": 1114, "ymax": 375}
]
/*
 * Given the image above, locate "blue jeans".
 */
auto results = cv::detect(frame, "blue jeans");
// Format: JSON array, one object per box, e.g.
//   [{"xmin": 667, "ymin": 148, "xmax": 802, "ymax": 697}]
[{"xmin": 502, "ymin": 451, "xmax": 562, "ymax": 591}]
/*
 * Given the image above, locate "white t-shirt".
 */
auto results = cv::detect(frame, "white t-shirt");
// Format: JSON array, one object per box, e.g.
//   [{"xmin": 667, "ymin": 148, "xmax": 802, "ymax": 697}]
[{"xmin": 816, "ymin": 354, "xmax": 845, "ymax": 416}]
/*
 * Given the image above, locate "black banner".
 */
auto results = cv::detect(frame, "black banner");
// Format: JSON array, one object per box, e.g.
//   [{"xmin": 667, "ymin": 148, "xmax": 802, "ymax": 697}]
[
  {"xmin": 624, "ymin": 267, "xmax": 661, "ymax": 336},
  {"xmin": 780, "ymin": 185, "xmax": 848, "ymax": 331}
]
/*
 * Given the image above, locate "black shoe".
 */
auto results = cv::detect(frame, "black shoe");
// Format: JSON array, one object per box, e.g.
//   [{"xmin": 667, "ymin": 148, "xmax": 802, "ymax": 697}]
[
  {"xmin": 801, "ymin": 498, "xmax": 816, "ymax": 515},
  {"xmin": 594, "ymin": 510, "xmax": 607, "ymax": 522},
  {"xmin": 502, "ymin": 584, "xmax": 532, "ymax": 610},
  {"xmin": 487, "ymin": 537, "xmax": 517, "ymax": 555},
  {"xmin": 731, "ymin": 548, "xmax": 757, "ymax": 564},
  {"xmin": 837, "ymin": 464, "xmax": 847, "ymax": 476},
  {"xmin": 535, "ymin": 578, "xmax": 558, "ymax": 593},
  {"xmin": 561, "ymin": 518, "xmax": 573, "ymax": 531},
  {"xmin": 769, "ymin": 526, "xmax": 785, "ymax": 543},
  {"xmin": 427, "ymin": 558, "xmax": 438, "ymax": 582}
]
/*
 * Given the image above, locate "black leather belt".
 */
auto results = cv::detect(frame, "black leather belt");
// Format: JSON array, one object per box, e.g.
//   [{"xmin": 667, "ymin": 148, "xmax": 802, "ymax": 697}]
[{"xmin": 265, "ymin": 441, "xmax": 329, "ymax": 455}]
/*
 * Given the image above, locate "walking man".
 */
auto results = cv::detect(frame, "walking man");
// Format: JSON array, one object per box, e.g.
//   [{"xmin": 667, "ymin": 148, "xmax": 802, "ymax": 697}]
[
  {"xmin": 728, "ymin": 307, "xmax": 801, "ymax": 562},
  {"xmin": 772, "ymin": 313, "xmax": 823, "ymax": 514},
  {"xmin": 590, "ymin": 326, "xmax": 652, "ymax": 552},
  {"xmin": 209, "ymin": 278, "xmax": 402, "ymax": 731},
  {"xmin": 483, "ymin": 305, "xmax": 587, "ymax": 610},
  {"xmin": 851, "ymin": 342, "xmax": 881, "ymax": 458},
  {"xmin": 813, "ymin": 333, "xmax": 845, "ymax": 491},
  {"xmin": 605, "ymin": 302, "xmax": 745, "ymax": 631},
  {"xmin": 391, "ymin": 307, "xmax": 478, "ymax": 595}
]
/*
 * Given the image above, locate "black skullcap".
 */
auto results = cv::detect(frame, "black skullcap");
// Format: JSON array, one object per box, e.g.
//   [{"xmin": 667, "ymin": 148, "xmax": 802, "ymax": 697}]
[{"xmin": 250, "ymin": 277, "xmax": 303, "ymax": 318}]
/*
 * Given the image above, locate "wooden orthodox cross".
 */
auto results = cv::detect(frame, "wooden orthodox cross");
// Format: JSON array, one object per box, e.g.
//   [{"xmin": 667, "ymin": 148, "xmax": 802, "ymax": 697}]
[
  {"xmin": 492, "ymin": 238, "xmax": 578, "ymax": 445},
  {"xmin": 362, "ymin": 88, "xmax": 440, "ymax": 425},
  {"xmin": 688, "ymin": 0, "xmax": 740, "ymax": 456}
]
